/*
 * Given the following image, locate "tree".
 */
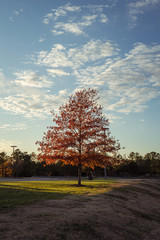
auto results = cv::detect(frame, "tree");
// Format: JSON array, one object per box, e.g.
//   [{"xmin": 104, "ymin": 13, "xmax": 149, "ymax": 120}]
[
  {"xmin": 36, "ymin": 88, "xmax": 120, "ymax": 186},
  {"xmin": 11, "ymin": 149, "xmax": 37, "ymax": 177},
  {"xmin": 0, "ymin": 152, "xmax": 12, "ymax": 177},
  {"xmin": 144, "ymin": 152, "xmax": 160, "ymax": 174},
  {"xmin": 128, "ymin": 152, "xmax": 142, "ymax": 162}
]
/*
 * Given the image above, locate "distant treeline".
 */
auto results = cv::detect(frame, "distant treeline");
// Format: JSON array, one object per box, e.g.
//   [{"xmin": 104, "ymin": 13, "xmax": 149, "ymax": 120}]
[
  {"xmin": 115, "ymin": 151, "xmax": 160, "ymax": 177},
  {"xmin": 0, "ymin": 150, "xmax": 160, "ymax": 178}
]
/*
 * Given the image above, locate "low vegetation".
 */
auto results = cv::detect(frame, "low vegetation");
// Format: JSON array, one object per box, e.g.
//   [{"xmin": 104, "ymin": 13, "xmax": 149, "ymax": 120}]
[
  {"xmin": 0, "ymin": 179, "xmax": 159, "ymax": 240},
  {"xmin": 0, "ymin": 179, "xmax": 115, "ymax": 211}
]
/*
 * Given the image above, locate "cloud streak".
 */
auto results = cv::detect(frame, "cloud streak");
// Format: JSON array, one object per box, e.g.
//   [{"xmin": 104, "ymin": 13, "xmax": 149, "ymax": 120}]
[
  {"xmin": 128, "ymin": 0, "xmax": 160, "ymax": 28},
  {"xmin": 1, "ymin": 39, "xmax": 159, "ymax": 119},
  {"xmin": 14, "ymin": 70, "xmax": 53, "ymax": 88},
  {"xmin": 43, "ymin": 3, "xmax": 109, "ymax": 35},
  {"xmin": 35, "ymin": 40, "xmax": 119, "ymax": 69},
  {"xmin": 9, "ymin": 8, "xmax": 23, "ymax": 22},
  {"xmin": 0, "ymin": 123, "xmax": 27, "ymax": 131},
  {"xmin": 0, "ymin": 2, "xmax": 159, "ymax": 122},
  {"xmin": 0, "ymin": 92, "xmax": 70, "ymax": 119}
]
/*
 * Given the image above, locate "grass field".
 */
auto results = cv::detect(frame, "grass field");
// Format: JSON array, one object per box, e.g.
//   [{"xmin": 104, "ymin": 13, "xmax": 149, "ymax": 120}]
[
  {"xmin": 0, "ymin": 178, "xmax": 116, "ymax": 211},
  {"xmin": 0, "ymin": 178, "xmax": 160, "ymax": 240}
]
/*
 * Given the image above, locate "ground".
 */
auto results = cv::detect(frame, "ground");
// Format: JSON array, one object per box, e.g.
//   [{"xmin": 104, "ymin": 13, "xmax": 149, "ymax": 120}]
[{"xmin": 0, "ymin": 178, "xmax": 160, "ymax": 240}]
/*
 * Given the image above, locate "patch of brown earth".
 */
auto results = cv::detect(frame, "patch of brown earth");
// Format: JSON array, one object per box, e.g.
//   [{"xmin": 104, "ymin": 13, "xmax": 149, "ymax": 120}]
[{"xmin": 0, "ymin": 179, "xmax": 160, "ymax": 240}]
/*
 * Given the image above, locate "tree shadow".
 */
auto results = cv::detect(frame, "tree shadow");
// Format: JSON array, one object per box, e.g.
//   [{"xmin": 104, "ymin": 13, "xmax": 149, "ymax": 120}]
[{"xmin": 0, "ymin": 185, "xmax": 68, "ymax": 212}]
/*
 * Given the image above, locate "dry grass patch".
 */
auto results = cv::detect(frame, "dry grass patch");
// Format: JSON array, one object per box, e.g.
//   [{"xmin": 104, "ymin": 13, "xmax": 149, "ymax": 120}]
[{"xmin": 0, "ymin": 179, "xmax": 159, "ymax": 240}]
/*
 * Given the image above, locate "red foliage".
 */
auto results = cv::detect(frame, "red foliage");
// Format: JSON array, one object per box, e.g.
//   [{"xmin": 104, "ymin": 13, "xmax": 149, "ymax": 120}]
[{"xmin": 36, "ymin": 88, "xmax": 120, "ymax": 184}]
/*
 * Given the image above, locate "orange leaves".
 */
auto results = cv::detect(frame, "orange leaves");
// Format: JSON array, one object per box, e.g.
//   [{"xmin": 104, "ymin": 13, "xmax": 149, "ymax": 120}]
[{"xmin": 36, "ymin": 88, "xmax": 120, "ymax": 169}]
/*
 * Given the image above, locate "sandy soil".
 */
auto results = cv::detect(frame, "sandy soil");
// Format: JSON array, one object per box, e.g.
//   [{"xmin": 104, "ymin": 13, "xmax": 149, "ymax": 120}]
[{"xmin": 0, "ymin": 179, "xmax": 160, "ymax": 240}]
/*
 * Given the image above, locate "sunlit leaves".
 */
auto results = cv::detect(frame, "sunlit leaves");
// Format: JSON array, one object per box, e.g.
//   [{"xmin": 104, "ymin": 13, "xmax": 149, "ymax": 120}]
[{"xmin": 36, "ymin": 88, "xmax": 120, "ymax": 169}]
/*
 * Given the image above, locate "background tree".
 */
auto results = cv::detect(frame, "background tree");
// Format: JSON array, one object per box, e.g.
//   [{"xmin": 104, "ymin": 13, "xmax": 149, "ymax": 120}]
[
  {"xmin": 11, "ymin": 149, "xmax": 36, "ymax": 177},
  {"xmin": 144, "ymin": 152, "xmax": 160, "ymax": 175},
  {"xmin": 0, "ymin": 152, "xmax": 12, "ymax": 177},
  {"xmin": 0, "ymin": 152, "xmax": 6, "ymax": 177},
  {"xmin": 36, "ymin": 88, "xmax": 120, "ymax": 186}
]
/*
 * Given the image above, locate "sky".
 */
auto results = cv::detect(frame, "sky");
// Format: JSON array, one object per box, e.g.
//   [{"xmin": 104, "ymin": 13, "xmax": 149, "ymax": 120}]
[{"xmin": 0, "ymin": 0, "xmax": 160, "ymax": 157}]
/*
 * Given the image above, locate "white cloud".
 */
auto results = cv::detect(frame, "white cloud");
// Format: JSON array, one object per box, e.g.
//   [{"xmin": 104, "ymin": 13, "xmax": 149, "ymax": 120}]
[
  {"xmin": 128, "ymin": 0, "xmax": 160, "ymax": 28},
  {"xmin": 74, "ymin": 43, "xmax": 160, "ymax": 114},
  {"xmin": 58, "ymin": 89, "xmax": 69, "ymax": 96},
  {"xmin": 0, "ymin": 92, "xmax": 70, "ymax": 119},
  {"xmin": 54, "ymin": 22, "xmax": 84, "ymax": 35},
  {"xmin": 63, "ymin": 4, "xmax": 81, "ymax": 12},
  {"xmin": 100, "ymin": 14, "xmax": 108, "ymax": 23},
  {"xmin": 0, "ymin": 69, "xmax": 13, "ymax": 95},
  {"xmin": 43, "ymin": 3, "xmax": 81, "ymax": 24},
  {"xmin": 0, "ymin": 123, "xmax": 27, "ymax": 131},
  {"xmin": 0, "ymin": 69, "xmax": 5, "ymax": 87},
  {"xmin": 39, "ymin": 37, "xmax": 45, "ymax": 43},
  {"xmin": 9, "ymin": 8, "xmax": 23, "ymax": 22},
  {"xmin": 35, "ymin": 40, "xmax": 119, "ymax": 71},
  {"xmin": 36, "ymin": 44, "xmax": 73, "ymax": 68},
  {"xmin": 43, "ymin": 3, "xmax": 109, "ymax": 35},
  {"xmin": 1, "ymin": 40, "xmax": 159, "ymax": 119},
  {"xmin": 43, "ymin": 13, "xmax": 54, "ymax": 24},
  {"xmin": 51, "ymin": 30, "xmax": 64, "ymax": 35},
  {"xmin": 14, "ymin": 70, "xmax": 53, "ymax": 88},
  {"xmin": 47, "ymin": 69, "xmax": 70, "ymax": 77},
  {"xmin": 82, "ymin": 15, "xmax": 98, "ymax": 21},
  {"xmin": 53, "ymin": 14, "xmax": 105, "ymax": 35},
  {"xmin": 53, "ymin": 9, "xmax": 67, "ymax": 19},
  {"xmin": 43, "ymin": 18, "xmax": 49, "ymax": 24},
  {"xmin": 0, "ymin": 139, "xmax": 19, "ymax": 153},
  {"xmin": 68, "ymin": 40, "xmax": 119, "ymax": 66},
  {"xmin": 52, "ymin": 3, "xmax": 81, "ymax": 20}
]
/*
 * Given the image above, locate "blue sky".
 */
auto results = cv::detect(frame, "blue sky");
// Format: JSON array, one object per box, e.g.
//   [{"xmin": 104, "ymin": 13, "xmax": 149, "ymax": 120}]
[{"xmin": 0, "ymin": 0, "xmax": 160, "ymax": 156}]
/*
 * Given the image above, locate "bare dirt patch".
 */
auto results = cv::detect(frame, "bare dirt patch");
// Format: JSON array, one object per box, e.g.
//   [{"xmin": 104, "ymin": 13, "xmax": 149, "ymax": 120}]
[{"xmin": 0, "ymin": 179, "xmax": 160, "ymax": 240}]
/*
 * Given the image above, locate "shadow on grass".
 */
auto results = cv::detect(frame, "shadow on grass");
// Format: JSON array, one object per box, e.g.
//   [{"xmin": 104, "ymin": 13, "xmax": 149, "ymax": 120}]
[
  {"xmin": 3, "ymin": 179, "xmax": 159, "ymax": 213},
  {"xmin": 0, "ymin": 186, "xmax": 69, "ymax": 212},
  {"xmin": 0, "ymin": 180, "xmax": 116, "ymax": 211}
]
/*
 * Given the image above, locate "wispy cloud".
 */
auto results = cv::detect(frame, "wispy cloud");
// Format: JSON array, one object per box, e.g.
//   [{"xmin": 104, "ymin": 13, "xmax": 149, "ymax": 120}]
[
  {"xmin": 128, "ymin": 0, "xmax": 160, "ymax": 28},
  {"xmin": 0, "ymin": 69, "xmax": 13, "ymax": 95},
  {"xmin": 54, "ymin": 22, "xmax": 84, "ymax": 35},
  {"xmin": 47, "ymin": 69, "xmax": 70, "ymax": 77},
  {"xmin": 1, "ymin": 39, "xmax": 159, "ymax": 119},
  {"xmin": 0, "ymin": 92, "xmax": 70, "ymax": 119},
  {"xmin": 1, "ymin": 2, "xmax": 159, "ymax": 120},
  {"xmin": 53, "ymin": 15, "xmax": 100, "ymax": 36},
  {"xmin": 33, "ymin": 40, "xmax": 160, "ymax": 115},
  {"xmin": 76, "ymin": 43, "xmax": 160, "ymax": 113},
  {"xmin": 0, "ymin": 139, "xmax": 19, "ymax": 153},
  {"xmin": 9, "ymin": 8, "xmax": 23, "ymax": 22},
  {"xmin": 43, "ymin": 3, "xmax": 81, "ymax": 23},
  {"xmin": 68, "ymin": 40, "xmax": 119, "ymax": 66},
  {"xmin": 0, "ymin": 69, "xmax": 6, "ymax": 87},
  {"xmin": 39, "ymin": 37, "xmax": 45, "ymax": 43},
  {"xmin": 43, "ymin": 3, "xmax": 109, "ymax": 35},
  {"xmin": 14, "ymin": 70, "xmax": 53, "ymax": 88},
  {"xmin": 35, "ymin": 40, "xmax": 119, "ymax": 69},
  {"xmin": 0, "ymin": 123, "xmax": 27, "ymax": 131}
]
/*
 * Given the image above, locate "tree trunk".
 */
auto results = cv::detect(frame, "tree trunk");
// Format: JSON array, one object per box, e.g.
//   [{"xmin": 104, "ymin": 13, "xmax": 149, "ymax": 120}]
[
  {"xmin": 104, "ymin": 165, "xmax": 107, "ymax": 179},
  {"xmin": 78, "ymin": 164, "xmax": 81, "ymax": 186}
]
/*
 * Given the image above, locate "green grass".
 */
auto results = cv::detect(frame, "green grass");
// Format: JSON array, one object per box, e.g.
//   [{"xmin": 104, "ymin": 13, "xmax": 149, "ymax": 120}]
[{"xmin": 0, "ymin": 179, "xmax": 115, "ymax": 211}]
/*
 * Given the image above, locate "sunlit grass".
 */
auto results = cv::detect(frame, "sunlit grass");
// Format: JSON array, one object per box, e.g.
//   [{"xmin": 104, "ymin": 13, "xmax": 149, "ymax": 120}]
[{"xmin": 0, "ymin": 179, "xmax": 116, "ymax": 211}]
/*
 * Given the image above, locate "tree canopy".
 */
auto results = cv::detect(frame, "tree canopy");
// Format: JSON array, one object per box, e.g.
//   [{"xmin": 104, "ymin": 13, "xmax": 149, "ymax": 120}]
[{"xmin": 36, "ymin": 88, "xmax": 120, "ymax": 185}]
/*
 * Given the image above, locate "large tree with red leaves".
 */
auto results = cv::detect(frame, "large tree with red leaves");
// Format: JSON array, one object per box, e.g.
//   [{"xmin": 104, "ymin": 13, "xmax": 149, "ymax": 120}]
[{"xmin": 36, "ymin": 88, "xmax": 120, "ymax": 186}]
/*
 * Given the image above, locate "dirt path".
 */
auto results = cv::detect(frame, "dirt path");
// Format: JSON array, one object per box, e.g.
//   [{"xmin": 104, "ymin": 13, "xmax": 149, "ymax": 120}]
[{"xmin": 0, "ymin": 179, "xmax": 160, "ymax": 240}]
